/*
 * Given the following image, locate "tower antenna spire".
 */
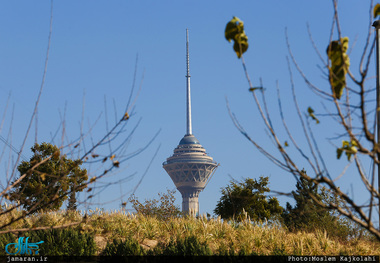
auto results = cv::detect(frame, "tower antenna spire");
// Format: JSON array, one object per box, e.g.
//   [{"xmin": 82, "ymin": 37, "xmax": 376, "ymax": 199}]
[{"xmin": 186, "ymin": 28, "xmax": 192, "ymax": 135}]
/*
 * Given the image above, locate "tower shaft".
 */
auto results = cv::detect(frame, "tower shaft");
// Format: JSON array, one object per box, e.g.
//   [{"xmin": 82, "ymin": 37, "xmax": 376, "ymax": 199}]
[{"xmin": 181, "ymin": 188, "xmax": 200, "ymax": 215}]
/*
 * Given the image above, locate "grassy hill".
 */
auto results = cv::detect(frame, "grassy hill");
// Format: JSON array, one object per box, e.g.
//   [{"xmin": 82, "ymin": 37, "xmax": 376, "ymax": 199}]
[{"xmin": 1, "ymin": 208, "xmax": 378, "ymax": 256}]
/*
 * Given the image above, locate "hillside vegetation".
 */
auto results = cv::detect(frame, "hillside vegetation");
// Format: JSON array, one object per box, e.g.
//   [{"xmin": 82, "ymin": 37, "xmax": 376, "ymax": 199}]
[{"xmin": 0, "ymin": 208, "xmax": 378, "ymax": 256}]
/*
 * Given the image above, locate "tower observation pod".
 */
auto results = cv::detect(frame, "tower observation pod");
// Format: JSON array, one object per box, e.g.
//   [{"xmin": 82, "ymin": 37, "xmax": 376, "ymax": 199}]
[{"xmin": 163, "ymin": 29, "xmax": 219, "ymax": 216}]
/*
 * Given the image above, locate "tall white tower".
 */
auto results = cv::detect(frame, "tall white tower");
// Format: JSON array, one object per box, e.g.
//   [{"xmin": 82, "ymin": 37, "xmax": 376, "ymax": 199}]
[{"xmin": 163, "ymin": 29, "xmax": 219, "ymax": 216}]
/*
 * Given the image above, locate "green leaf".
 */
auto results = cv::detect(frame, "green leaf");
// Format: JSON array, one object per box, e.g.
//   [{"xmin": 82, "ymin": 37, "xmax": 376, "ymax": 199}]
[
  {"xmin": 224, "ymin": 16, "xmax": 249, "ymax": 58},
  {"xmin": 342, "ymin": 140, "xmax": 350, "ymax": 147},
  {"xmin": 40, "ymin": 173, "xmax": 46, "ymax": 181},
  {"xmin": 326, "ymin": 37, "xmax": 350, "ymax": 100},
  {"xmin": 249, "ymin": 86, "xmax": 263, "ymax": 92},
  {"xmin": 233, "ymin": 33, "xmax": 249, "ymax": 58},
  {"xmin": 374, "ymin": 3, "xmax": 380, "ymax": 18},
  {"xmin": 284, "ymin": 141, "xmax": 289, "ymax": 147},
  {"xmin": 307, "ymin": 107, "xmax": 320, "ymax": 124},
  {"xmin": 337, "ymin": 148, "xmax": 343, "ymax": 159}
]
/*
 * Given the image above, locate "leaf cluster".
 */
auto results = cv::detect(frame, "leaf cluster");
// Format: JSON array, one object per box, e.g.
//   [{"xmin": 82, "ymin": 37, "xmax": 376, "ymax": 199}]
[
  {"xmin": 337, "ymin": 140, "xmax": 358, "ymax": 161},
  {"xmin": 326, "ymin": 37, "xmax": 350, "ymax": 100},
  {"xmin": 225, "ymin": 16, "xmax": 249, "ymax": 58}
]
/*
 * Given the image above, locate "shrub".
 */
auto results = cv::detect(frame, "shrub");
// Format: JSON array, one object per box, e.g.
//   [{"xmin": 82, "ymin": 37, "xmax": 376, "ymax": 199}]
[
  {"xmin": 214, "ymin": 176, "xmax": 283, "ymax": 222},
  {"xmin": 217, "ymin": 242, "xmax": 235, "ymax": 256},
  {"xmin": 0, "ymin": 233, "xmax": 18, "ymax": 256},
  {"xmin": 282, "ymin": 177, "xmax": 354, "ymax": 241},
  {"xmin": 161, "ymin": 235, "xmax": 212, "ymax": 256},
  {"xmin": 1, "ymin": 228, "xmax": 96, "ymax": 256},
  {"xmin": 101, "ymin": 238, "xmax": 145, "ymax": 256},
  {"xmin": 9, "ymin": 142, "xmax": 88, "ymax": 212},
  {"xmin": 128, "ymin": 189, "xmax": 182, "ymax": 220},
  {"xmin": 26, "ymin": 228, "xmax": 96, "ymax": 256}
]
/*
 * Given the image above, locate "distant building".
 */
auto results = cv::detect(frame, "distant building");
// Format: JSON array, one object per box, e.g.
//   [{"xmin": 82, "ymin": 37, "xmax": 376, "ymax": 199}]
[{"xmin": 163, "ymin": 29, "xmax": 219, "ymax": 216}]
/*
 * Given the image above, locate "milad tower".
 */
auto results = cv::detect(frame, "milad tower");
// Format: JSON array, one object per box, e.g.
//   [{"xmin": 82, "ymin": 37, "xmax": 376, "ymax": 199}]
[{"xmin": 163, "ymin": 29, "xmax": 219, "ymax": 216}]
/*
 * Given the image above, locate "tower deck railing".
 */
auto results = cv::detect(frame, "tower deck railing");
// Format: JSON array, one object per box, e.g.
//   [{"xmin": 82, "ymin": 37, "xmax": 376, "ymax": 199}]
[{"xmin": 163, "ymin": 159, "xmax": 218, "ymax": 166}]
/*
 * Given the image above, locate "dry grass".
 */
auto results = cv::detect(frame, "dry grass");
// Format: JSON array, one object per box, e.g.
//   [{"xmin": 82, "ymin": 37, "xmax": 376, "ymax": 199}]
[{"xmin": 1, "ymin": 207, "xmax": 379, "ymax": 256}]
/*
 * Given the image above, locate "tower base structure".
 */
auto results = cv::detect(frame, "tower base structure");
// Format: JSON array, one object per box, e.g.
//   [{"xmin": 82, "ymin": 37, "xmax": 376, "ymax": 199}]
[{"xmin": 178, "ymin": 187, "xmax": 201, "ymax": 216}]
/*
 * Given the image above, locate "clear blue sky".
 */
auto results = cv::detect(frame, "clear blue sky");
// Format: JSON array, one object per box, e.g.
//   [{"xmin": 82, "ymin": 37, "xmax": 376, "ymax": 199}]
[{"xmin": 0, "ymin": 1, "xmax": 375, "ymax": 218}]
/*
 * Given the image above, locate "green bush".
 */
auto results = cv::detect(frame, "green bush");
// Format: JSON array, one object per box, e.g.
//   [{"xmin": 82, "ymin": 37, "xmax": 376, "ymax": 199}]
[
  {"xmin": 128, "ymin": 189, "xmax": 182, "ymax": 220},
  {"xmin": 1, "ymin": 228, "xmax": 96, "ymax": 256},
  {"xmin": 282, "ymin": 177, "xmax": 354, "ymax": 241},
  {"xmin": 217, "ymin": 242, "xmax": 235, "ymax": 256},
  {"xmin": 101, "ymin": 238, "xmax": 145, "ymax": 256},
  {"xmin": 0, "ymin": 233, "xmax": 18, "ymax": 256},
  {"xmin": 214, "ymin": 176, "xmax": 283, "ymax": 222},
  {"xmin": 161, "ymin": 235, "xmax": 212, "ymax": 256}
]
